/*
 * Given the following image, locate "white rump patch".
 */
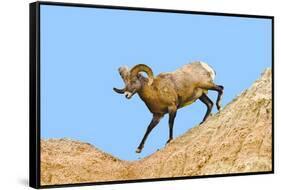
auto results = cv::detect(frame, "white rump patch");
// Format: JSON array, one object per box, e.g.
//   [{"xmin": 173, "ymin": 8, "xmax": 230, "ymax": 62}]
[{"xmin": 200, "ymin": 62, "xmax": 216, "ymax": 80}]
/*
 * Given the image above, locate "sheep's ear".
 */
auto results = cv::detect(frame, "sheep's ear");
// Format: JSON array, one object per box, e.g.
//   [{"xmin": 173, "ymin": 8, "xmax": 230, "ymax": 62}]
[
  {"xmin": 137, "ymin": 73, "xmax": 153, "ymax": 85},
  {"xmin": 148, "ymin": 78, "xmax": 153, "ymax": 86}
]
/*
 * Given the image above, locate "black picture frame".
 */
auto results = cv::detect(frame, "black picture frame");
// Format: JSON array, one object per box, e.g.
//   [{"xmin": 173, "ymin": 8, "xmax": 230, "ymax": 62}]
[{"xmin": 29, "ymin": 1, "xmax": 274, "ymax": 189}]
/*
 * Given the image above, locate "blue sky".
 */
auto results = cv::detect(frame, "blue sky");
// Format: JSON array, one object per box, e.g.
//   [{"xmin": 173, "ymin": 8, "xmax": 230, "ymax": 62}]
[{"xmin": 40, "ymin": 5, "xmax": 272, "ymax": 160}]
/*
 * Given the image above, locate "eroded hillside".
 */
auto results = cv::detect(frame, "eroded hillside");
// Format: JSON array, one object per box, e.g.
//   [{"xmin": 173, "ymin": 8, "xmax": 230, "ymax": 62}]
[{"xmin": 41, "ymin": 68, "xmax": 272, "ymax": 185}]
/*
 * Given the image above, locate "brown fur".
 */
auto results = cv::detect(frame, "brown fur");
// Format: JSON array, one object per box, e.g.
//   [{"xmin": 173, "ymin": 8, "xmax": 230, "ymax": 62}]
[
  {"xmin": 113, "ymin": 61, "xmax": 222, "ymax": 153},
  {"xmin": 134, "ymin": 62, "xmax": 216, "ymax": 114}
]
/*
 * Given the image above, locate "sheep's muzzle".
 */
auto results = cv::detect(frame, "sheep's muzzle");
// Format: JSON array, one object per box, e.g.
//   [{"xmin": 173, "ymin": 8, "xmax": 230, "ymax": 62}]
[
  {"xmin": 113, "ymin": 87, "xmax": 136, "ymax": 99},
  {"xmin": 124, "ymin": 89, "xmax": 136, "ymax": 99}
]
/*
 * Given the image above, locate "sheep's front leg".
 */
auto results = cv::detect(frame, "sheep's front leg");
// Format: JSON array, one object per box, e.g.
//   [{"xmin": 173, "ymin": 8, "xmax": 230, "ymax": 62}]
[
  {"xmin": 166, "ymin": 109, "xmax": 177, "ymax": 144},
  {"xmin": 136, "ymin": 114, "xmax": 163, "ymax": 153}
]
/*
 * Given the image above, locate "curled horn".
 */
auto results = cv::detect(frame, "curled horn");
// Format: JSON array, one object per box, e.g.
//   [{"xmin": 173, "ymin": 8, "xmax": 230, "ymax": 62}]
[
  {"xmin": 130, "ymin": 64, "xmax": 154, "ymax": 85},
  {"xmin": 113, "ymin": 87, "xmax": 126, "ymax": 94},
  {"xmin": 113, "ymin": 66, "xmax": 130, "ymax": 94}
]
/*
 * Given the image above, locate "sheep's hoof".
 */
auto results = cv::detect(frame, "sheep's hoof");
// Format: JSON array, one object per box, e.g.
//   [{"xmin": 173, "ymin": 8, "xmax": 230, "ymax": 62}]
[
  {"xmin": 135, "ymin": 148, "xmax": 142, "ymax": 154},
  {"xmin": 166, "ymin": 139, "xmax": 173, "ymax": 144}
]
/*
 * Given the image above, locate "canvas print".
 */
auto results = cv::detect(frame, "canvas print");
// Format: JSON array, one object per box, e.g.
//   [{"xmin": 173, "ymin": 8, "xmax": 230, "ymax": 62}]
[{"xmin": 30, "ymin": 2, "xmax": 273, "ymax": 188}]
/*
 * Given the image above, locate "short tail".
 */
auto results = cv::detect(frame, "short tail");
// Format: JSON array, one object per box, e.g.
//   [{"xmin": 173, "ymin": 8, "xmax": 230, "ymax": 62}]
[{"xmin": 200, "ymin": 62, "xmax": 216, "ymax": 80}]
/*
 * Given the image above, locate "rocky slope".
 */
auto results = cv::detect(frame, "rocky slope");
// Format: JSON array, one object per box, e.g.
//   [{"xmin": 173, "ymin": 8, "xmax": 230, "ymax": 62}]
[{"xmin": 41, "ymin": 69, "xmax": 272, "ymax": 185}]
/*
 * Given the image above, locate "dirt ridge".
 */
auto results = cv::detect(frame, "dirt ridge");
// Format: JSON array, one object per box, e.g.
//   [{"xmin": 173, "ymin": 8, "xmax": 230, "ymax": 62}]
[{"xmin": 41, "ymin": 68, "xmax": 272, "ymax": 185}]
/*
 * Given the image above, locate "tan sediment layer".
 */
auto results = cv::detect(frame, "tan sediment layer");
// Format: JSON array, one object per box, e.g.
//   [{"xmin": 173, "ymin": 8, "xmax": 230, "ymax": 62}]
[{"xmin": 41, "ymin": 69, "xmax": 272, "ymax": 185}]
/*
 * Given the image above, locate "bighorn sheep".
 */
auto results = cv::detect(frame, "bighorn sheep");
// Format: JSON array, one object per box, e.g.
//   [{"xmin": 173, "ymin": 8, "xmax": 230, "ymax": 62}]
[{"xmin": 113, "ymin": 61, "xmax": 224, "ymax": 153}]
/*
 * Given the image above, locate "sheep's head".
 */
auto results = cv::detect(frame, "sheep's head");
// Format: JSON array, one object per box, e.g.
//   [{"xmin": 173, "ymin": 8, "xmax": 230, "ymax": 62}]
[{"xmin": 113, "ymin": 64, "xmax": 154, "ymax": 99}]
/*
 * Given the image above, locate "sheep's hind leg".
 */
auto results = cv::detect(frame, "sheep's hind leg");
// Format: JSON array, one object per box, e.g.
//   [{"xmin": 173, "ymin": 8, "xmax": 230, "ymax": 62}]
[
  {"xmin": 136, "ymin": 114, "xmax": 163, "ymax": 153},
  {"xmin": 199, "ymin": 93, "xmax": 213, "ymax": 124},
  {"xmin": 198, "ymin": 81, "xmax": 224, "ymax": 111},
  {"xmin": 210, "ymin": 85, "xmax": 224, "ymax": 111}
]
